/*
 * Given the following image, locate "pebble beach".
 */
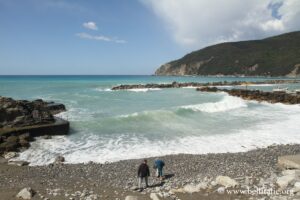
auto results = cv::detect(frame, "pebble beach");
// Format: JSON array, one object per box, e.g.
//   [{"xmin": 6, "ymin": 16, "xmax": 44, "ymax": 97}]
[{"xmin": 1, "ymin": 144, "xmax": 300, "ymax": 200}]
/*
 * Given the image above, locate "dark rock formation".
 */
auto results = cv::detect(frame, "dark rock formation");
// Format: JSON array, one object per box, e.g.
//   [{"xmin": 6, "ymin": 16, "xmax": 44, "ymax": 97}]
[
  {"xmin": 0, "ymin": 96, "xmax": 69, "ymax": 155},
  {"xmin": 0, "ymin": 96, "xmax": 66, "ymax": 129},
  {"xmin": 198, "ymin": 87, "xmax": 300, "ymax": 104},
  {"xmin": 155, "ymin": 31, "xmax": 300, "ymax": 76},
  {"xmin": 111, "ymin": 80, "xmax": 300, "ymax": 90}
]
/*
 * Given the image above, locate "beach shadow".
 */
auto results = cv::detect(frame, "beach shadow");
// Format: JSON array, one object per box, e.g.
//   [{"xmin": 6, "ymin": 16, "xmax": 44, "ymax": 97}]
[
  {"xmin": 164, "ymin": 173, "xmax": 175, "ymax": 180},
  {"xmin": 149, "ymin": 182, "xmax": 165, "ymax": 188},
  {"xmin": 148, "ymin": 174, "xmax": 175, "ymax": 188}
]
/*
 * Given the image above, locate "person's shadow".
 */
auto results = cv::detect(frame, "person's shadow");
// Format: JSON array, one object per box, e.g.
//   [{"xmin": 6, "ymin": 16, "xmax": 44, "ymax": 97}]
[
  {"xmin": 149, "ymin": 173, "xmax": 175, "ymax": 188},
  {"xmin": 164, "ymin": 173, "xmax": 175, "ymax": 180}
]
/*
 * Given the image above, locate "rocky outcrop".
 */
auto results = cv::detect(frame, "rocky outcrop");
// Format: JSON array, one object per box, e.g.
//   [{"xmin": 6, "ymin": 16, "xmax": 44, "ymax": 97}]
[
  {"xmin": 0, "ymin": 97, "xmax": 66, "ymax": 129},
  {"xmin": 0, "ymin": 96, "xmax": 69, "ymax": 155},
  {"xmin": 198, "ymin": 87, "xmax": 300, "ymax": 104},
  {"xmin": 111, "ymin": 80, "xmax": 300, "ymax": 90}
]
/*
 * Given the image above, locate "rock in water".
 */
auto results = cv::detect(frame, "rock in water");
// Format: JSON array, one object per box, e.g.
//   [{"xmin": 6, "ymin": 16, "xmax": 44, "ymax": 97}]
[
  {"xmin": 16, "ymin": 187, "xmax": 34, "ymax": 199},
  {"xmin": 125, "ymin": 196, "xmax": 139, "ymax": 200},
  {"xmin": 216, "ymin": 176, "xmax": 239, "ymax": 188}
]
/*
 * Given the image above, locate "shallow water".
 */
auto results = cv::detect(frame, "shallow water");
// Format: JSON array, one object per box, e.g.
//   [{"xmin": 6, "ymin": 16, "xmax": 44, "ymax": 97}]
[{"xmin": 1, "ymin": 75, "xmax": 300, "ymax": 165}]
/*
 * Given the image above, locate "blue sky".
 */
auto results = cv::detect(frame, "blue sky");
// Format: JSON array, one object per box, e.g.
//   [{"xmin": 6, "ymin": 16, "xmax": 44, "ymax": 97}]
[
  {"xmin": 0, "ymin": 0, "xmax": 183, "ymax": 75},
  {"xmin": 0, "ymin": 0, "xmax": 299, "ymax": 75}
]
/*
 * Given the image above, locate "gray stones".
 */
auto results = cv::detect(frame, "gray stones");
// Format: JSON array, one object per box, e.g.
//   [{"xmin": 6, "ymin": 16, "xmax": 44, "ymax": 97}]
[
  {"xmin": 16, "ymin": 187, "xmax": 34, "ymax": 199},
  {"xmin": 0, "ymin": 96, "xmax": 69, "ymax": 155},
  {"xmin": 198, "ymin": 87, "xmax": 300, "ymax": 105}
]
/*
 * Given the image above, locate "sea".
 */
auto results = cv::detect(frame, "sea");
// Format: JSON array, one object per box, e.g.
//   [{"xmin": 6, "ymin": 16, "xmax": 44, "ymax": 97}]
[{"xmin": 1, "ymin": 75, "xmax": 300, "ymax": 166}]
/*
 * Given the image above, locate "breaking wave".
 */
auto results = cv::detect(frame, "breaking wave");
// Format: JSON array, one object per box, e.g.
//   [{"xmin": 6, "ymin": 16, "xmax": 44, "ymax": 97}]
[
  {"xmin": 126, "ymin": 88, "xmax": 162, "ymax": 92},
  {"xmin": 179, "ymin": 95, "xmax": 247, "ymax": 113}
]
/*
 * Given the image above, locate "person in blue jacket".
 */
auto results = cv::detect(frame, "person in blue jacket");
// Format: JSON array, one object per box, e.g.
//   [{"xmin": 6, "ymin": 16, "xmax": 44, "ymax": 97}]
[{"xmin": 154, "ymin": 159, "xmax": 165, "ymax": 180}]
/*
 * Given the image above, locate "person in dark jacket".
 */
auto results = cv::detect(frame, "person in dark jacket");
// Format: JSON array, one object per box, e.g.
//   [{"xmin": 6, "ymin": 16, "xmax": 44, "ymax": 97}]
[
  {"xmin": 138, "ymin": 159, "xmax": 150, "ymax": 189},
  {"xmin": 154, "ymin": 159, "xmax": 165, "ymax": 180}
]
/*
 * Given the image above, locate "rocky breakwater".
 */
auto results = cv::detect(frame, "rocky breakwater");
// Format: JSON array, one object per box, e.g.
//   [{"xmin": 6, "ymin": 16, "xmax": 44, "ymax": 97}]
[
  {"xmin": 0, "ymin": 96, "xmax": 69, "ymax": 156},
  {"xmin": 198, "ymin": 87, "xmax": 300, "ymax": 104},
  {"xmin": 111, "ymin": 80, "xmax": 300, "ymax": 90}
]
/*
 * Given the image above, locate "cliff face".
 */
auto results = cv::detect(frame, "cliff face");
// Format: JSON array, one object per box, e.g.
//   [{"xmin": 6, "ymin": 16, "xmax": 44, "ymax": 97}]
[{"xmin": 155, "ymin": 31, "xmax": 300, "ymax": 77}]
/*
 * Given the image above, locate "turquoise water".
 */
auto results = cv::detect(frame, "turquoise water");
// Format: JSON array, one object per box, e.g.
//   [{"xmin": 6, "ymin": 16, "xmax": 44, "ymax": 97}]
[{"xmin": 1, "ymin": 75, "xmax": 300, "ymax": 165}]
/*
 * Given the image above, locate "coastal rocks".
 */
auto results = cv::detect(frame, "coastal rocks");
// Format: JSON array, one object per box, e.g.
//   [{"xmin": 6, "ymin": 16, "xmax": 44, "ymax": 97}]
[
  {"xmin": 111, "ymin": 80, "xmax": 300, "ymax": 91},
  {"xmin": 0, "ymin": 96, "xmax": 66, "ymax": 129},
  {"xmin": 16, "ymin": 187, "xmax": 34, "ymax": 199},
  {"xmin": 0, "ymin": 133, "xmax": 33, "ymax": 153},
  {"xmin": 215, "ymin": 176, "xmax": 239, "ymax": 188},
  {"xmin": 0, "ymin": 96, "xmax": 69, "ymax": 155},
  {"xmin": 0, "ymin": 139, "xmax": 19, "ymax": 152},
  {"xmin": 198, "ymin": 87, "xmax": 300, "ymax": 105}
]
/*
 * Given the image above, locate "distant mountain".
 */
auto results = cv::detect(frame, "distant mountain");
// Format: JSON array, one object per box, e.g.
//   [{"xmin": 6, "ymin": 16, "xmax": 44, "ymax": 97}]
[{"xmin": 155, "ymin": 31, "xmax": 300, "ymax": 77}]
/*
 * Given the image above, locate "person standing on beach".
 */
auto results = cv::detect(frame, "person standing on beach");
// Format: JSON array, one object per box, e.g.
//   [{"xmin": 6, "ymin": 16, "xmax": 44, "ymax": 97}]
[
  {"xmin": 154, "ymin": 158, "xmax": 165, "ymax": 180},
  {"xmin": 137, "ymin": 159, "xmax": 150, "ymax": 190}
]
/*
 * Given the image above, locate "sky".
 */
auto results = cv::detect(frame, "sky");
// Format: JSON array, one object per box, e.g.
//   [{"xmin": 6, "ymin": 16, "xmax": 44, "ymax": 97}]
[{"xmin": 0, "ymin": 0, "xmax": 300, "ymax": 75}]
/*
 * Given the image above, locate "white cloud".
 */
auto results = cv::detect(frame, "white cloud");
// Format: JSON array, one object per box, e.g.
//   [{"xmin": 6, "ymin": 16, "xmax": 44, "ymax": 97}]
[
  {"xmin": 76, "ymin": 32, "xmax": 127, "ymax": 44},
  {"xmin": 142, "ymin": 0, "xmax": 300, "ymax": 49},
  {"xmin": 83, "ymin": 21, "xmax": 98, "ymax": 30}
]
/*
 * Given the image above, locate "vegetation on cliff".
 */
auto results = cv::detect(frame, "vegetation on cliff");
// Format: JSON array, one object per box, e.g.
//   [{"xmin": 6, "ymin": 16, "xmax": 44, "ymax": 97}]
[{"xmin": 155, "ymin": 31, "xmax": 300, "ymax": 76}]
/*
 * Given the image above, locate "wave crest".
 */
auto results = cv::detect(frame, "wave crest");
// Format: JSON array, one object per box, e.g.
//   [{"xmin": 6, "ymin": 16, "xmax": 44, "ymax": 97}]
[
  {"xmin": 126, "ymin": 88, "xmax": 162, "ymax": 92},
  {"xmin": 180, "ymin": 95, "xmax": 247, "ymax": 113}
]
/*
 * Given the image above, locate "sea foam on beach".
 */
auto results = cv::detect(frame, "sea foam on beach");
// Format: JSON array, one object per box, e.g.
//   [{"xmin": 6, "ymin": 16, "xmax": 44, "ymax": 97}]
[{"xmin": 3, "ymin": 76, "xmax": 300, "ymax": 166}]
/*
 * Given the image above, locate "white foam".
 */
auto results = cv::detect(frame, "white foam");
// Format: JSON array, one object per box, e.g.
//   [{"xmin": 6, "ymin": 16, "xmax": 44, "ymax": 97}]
[
  {"xmin": 126, "ymin": 88, "xmax": 162, "ymax": 92},
  {"xmin": 214, "ymin": 85, "xmax": 233, "ymax": 88},
  {"xmin": 119, "ymin": 112, "xmax": 139, "ymax": 118},
  {"xmin": 55, "ymin": 107, "xmax": 95, "ymax": 121},
  {"xmin": 94, "ymin": 88, "xmax": 112, "ymax": 92},
  {"xmin": 13, "ymin": 96, "xmax": 300, "ymax": 166},
  {"xmin": 182, "ymin": 86, "xmax": 198, "ymax": 89},
  {"xmin": 248, "ymin": 84, "xmax": 275, "ymax": 87},
  {"xmin": 14, "ymin": 106, "xmax": 300, "ymax": 166},
  {"xmin": 180, "ymin": 95, "xmax": 247, "ymax": 113}
]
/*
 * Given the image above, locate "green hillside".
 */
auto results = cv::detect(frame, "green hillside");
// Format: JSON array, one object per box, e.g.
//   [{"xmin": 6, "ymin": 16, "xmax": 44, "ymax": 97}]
[{"xmin": 155, "ymin": 31, "xmax": 300, "ymax": 76}]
